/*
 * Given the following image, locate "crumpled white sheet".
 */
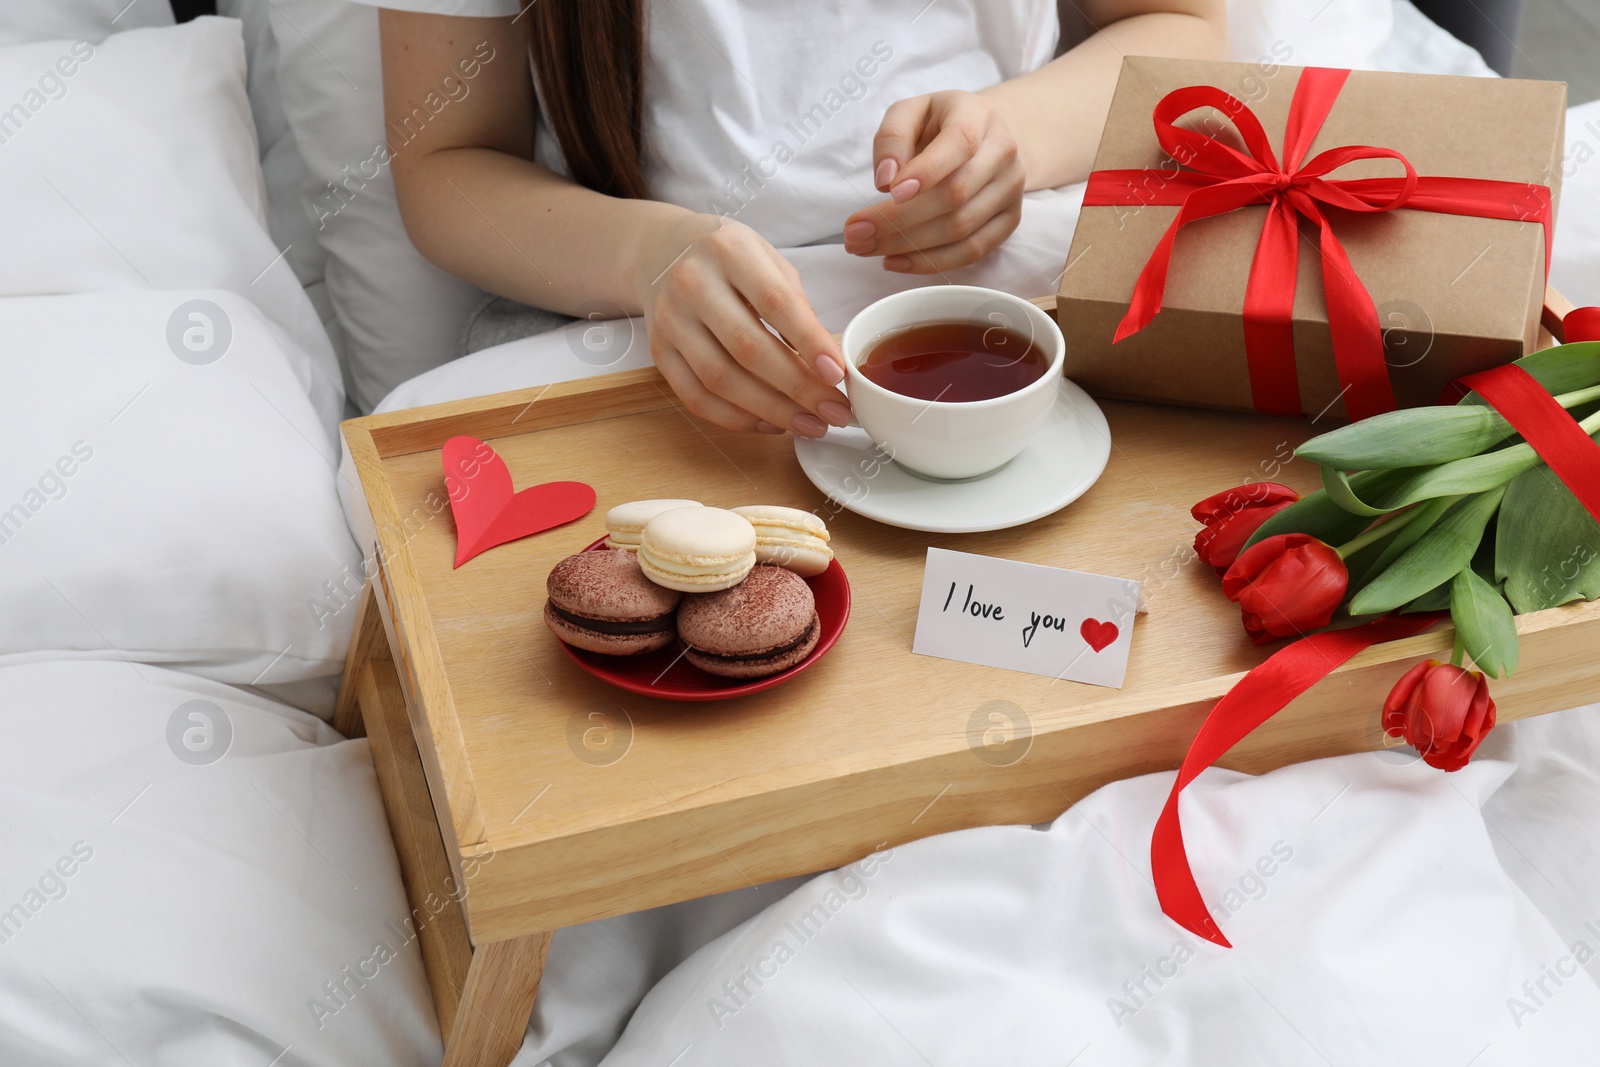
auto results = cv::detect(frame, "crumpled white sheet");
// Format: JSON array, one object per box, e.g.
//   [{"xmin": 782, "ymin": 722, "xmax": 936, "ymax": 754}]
[
  {"xmin": 593, "ymin": 703, "xmax": 1600, "ymax": 1066},
  {"xmin": 0, "ymin": 660, "xmax": 442, "ymax": 1067}
]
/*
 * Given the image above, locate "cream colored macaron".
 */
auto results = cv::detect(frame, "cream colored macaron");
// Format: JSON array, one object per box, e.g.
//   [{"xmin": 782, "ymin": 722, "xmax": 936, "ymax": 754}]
[
  {"xmin": 731, "ymin": 505, "xmax": 833, "ymax": 577},
  {"xmin": 638, "ymin": 507, "xmax": 757, "ymax": 592},
  {"xmin": 604, "ymin": 498, "xmax": 703, "ymax": 551}
]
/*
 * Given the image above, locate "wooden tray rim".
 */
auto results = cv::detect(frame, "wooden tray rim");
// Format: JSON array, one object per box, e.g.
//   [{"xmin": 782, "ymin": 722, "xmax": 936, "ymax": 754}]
[{"xmin": 340, "ymin": 286, "xmax": 1587, "ymax": 858}]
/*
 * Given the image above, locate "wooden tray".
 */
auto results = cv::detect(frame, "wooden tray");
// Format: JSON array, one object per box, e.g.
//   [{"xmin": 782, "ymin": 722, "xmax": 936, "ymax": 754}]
[{"xmin": 340, "ymin": 289, "xmax": 1600, "ymax": 958}]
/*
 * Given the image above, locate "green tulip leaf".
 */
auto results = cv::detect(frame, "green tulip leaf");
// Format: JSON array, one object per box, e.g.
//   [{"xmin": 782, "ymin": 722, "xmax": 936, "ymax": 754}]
[
  {"xmin": 1450, "ymin": 566, "xmax": 1519, "ymax": 679},
  {"xmin": 1339, "ymin": 541, "xmax": 1390, "ymax": 605},
  {"xmin": 1403, "ymin": 581, "xmax": 1453, "ymax": 613},
  {"xmin": 1329, "ymin": 444, "xmax": 1542, "ymax": 515},
  {"xmin": 1350, "ymin": 486, "xmax": 1507, "ymax": 615},
  {"xmin": 1476, "ymin": 341, "xmax": 1600, "ymax": 402},
  {"xmin": 1298, "ymin": 406, "xmax": 1516, "ymax": 469},
  {"xmin": 1240, "ymin": 469, "xmax": 1406, "ymax": 551},
  {"xmin": 1324, "ymin": 466, "xmax": 1399, "ymax": 516},
  {"xmin": 1495, "ymin": 463, "xmax": 1600, "ymax": 613},
  {"xmin": 1298, "ymin": 343, "xmax": 1600, "ymax": 469},
  {"xmin": 1347, "ymin": 495, "xmax": 1457, "ymax": 592}
]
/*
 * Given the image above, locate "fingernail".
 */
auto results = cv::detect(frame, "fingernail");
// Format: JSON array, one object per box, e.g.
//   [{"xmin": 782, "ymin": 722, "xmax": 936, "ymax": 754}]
[
  {"xmin": 792, "ymin": 413, "xmax": 828, "ymax": 438},
  {"xmin": 875, "ymin": 158, "xmax": 897, "ymax": 190},
  {"xmin": 843, "ymin": 220, "xmax": 876, "ymax": 242},
  {"xmin": 818, "ymin": 400, "xmax": 853, "ymax": 427},
  {"xmin": 754, "ymin": 420, "xmax": 786, "ymax": 434},
  {"xmin": 890, "ymin": 178, "xmax": 920, "ymax": 203},
  {"xmin": 883, "ymin": 255, "xmax": 912, "ymax": 272},
  {"xmin": 814, "ymin": 353, "xmax": 845, "ymax": 385}
]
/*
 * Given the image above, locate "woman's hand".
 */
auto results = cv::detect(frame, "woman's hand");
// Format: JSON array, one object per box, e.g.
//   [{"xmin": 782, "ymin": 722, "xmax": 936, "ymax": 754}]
[
  {"xmin": 633, "ymin": 213, "xmax": 852, "ymax": 437},
  {"xmin": 843, "ymin": 90, "xmax": 1025, "ymax": 274}
]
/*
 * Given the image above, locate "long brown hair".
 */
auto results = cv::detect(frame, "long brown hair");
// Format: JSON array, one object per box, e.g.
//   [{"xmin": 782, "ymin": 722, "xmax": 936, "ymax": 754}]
[{"xmin": 525, "ymin": 1, "xmax": 649, "ymax": 200}]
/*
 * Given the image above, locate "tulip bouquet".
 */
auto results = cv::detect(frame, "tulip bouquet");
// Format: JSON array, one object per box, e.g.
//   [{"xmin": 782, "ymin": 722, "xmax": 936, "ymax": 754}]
[{"xmin": 1191, "ymin": 340, "xmax": 1600, "ymax": 770}]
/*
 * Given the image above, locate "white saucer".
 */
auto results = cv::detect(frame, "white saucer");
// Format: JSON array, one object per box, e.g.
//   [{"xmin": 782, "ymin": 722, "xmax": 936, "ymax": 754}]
[{"xmin": 793, "ymin": 379, "xmax": 1112, "ymax": 533}]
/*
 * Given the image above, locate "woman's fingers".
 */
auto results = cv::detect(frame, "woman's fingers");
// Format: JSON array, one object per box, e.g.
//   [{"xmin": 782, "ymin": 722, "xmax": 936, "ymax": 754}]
[
  {"xmin": 883, "ymin": 206, "xmax": 1022, "ymax": 274},
  {"xmin": 887, "ymin": 94, "xmax": 992, "ymax": 202},
  {"xmin": 642, "ymin": 215, "xmax": 850, "ymax": 436},
  {"xmin": 668, "ymin": 313, "xmax": 832, "ymax": 438},
  {"xmin": 878, "ymin": 191, "xmax": 1013, "ymax": 258},
  {"xmin": 717, "ymin": 238, "xmax": 847, "ymax": 397},
  {"xmin": 845, "ymin": 139, "xmax": 1019, "ymax": 255},
  {"xmin": 652, "ymin": 344, "xmax": 764, "ymax": 433},
  {"xmin": 761, "ymin": 247, "xmax": 847, "ymax": 387},
  {"xmin": 694, "ymin": 284, "xmax": 849, "ymax": 429},
  {"xmin": 871, "ymin": 95, "xmax": 934, "ymax": 193},
  {"xmin": 846, "ymin": 93, "xmax": 1022, "ymax": 271}
]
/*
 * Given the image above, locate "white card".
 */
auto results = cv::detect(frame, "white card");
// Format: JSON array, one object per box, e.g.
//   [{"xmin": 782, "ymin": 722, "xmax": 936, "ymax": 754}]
[{"xmin": 911, "ymin": 547, "xmax": 1140, "ymax": 688}]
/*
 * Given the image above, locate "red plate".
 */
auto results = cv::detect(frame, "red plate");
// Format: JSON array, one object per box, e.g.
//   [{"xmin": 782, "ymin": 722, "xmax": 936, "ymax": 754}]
[{"xmin": 555, "ymin": 537, "xmax": 851, "ymax": 702}]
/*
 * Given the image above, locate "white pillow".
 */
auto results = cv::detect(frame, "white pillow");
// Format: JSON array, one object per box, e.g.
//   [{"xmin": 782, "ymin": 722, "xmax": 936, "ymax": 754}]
[
  {"xmin": 1551, "ymin": 98, "xmax": 1600, "ymax": 307},
  {"xmin": 1227, "ymin": 0, "xmax": 1393, "ymax": 67},
  {"xmin": 0, "ymin": 17, "xmax": 342, "ymax": 405},
  {"xmin": 219, "ymin": 3, "xmax": 339, "ymax": 294},
  {"xmin": 1227, "ymin": 0, "xmax": 1494, "ymax": 76},
  {"xmin": 0, "ymin": 291, "xmax": 359, "ymax": 694},
  {"xmin": 0, "ymin": 660, "xmax": 440, "ymax": 1066},
  {"xmin": 1365, "ymin": 1, "xmax": 1497, "ymax": 77},
  {"xmin": 0, "ymin": 0, "xmax": 172, "ymax": 46},
  {"xmin": 258, "ymin": 0, "xmax": 488, "ymax": 412}
]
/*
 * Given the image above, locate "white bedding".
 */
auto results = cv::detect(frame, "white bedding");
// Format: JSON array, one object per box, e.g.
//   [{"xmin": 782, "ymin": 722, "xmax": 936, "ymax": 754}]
[
  {"xmin": 0, "ymin": 661, "xmax": 440, "ymax": 1066},
  {"xmin": 3, "ymin": 4, "xmax": 1600, "ymax": 1067},
  {"xmin": 593, "ymin": 705, "xmax": 1600, "ymax": 1065}
]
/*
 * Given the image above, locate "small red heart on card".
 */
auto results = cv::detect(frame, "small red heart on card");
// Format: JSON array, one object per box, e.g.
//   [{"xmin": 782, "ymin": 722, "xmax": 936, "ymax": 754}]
[
  {"xmin": 442, "ymin": 436, "xmax": 595, "ymax": 567},
  {"xmin": 1080, "ymin": 618, "xmax": 1119, "ymax": 652}
]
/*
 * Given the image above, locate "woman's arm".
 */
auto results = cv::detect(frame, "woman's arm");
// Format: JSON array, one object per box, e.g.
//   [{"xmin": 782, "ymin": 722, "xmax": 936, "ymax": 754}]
[
  {"xmin": 843, "ymin": 0, "xmax": 1225, "ymax": 273},
  {"xmin": 988, "ymin": 0, "xmax": 1228, "ymax": 190},
  {"xmin": 379, "ymin": 12, "xmax": 849, "ymax": 436},
  {"xmin": 381, "ymin": 14, "xmax": 662, "ymax": 313}
]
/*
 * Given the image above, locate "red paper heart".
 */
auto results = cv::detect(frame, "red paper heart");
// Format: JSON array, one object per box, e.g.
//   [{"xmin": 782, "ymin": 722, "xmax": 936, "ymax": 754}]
[
  {"xmin": 442, "ymin": 436, "xmax": 595, "ymax": 567},
  {"xmin": 1080, "ymin": 618, "xmax": 1119, "ymax": 653}
]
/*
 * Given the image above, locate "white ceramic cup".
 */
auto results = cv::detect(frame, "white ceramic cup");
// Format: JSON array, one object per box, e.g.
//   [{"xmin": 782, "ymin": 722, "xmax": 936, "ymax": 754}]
[{"xmin": 841, "ymin": 285, "xmax": 1066, "ymax": 481}]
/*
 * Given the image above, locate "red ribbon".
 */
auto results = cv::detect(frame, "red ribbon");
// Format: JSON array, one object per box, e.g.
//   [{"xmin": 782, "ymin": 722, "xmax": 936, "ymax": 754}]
[
  {"xmin": 1084, "ymin": 67, "xmax": 1554, "ymax": 422},
  {"xmin": 1452, "ymin": 309, "xmax": 1600, "ymax": 527},
  {"xmin": 1567, "ymin": 307, "xmax": 1600, "ymax": 344},
  {"xmin": 1151, "ymin": 613, "xmax": 1442, "ymax": 946},
  {"xmin": 1154, "ymin": 306, "xmax": 1600, "ymax": 946}
]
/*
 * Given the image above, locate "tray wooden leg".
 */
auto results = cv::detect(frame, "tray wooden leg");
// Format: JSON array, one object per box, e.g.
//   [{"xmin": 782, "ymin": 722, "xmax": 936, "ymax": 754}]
[
  {"xmin": 331, "ymin": 580, "xmax": 385, "ymax": 739},
  {"xmin": 342, "ymin": 578, "xmax": 553, "ymax": 1066},
  {"xmin": 443, "ymin": 931, "xmax": 554, "ymax": 1067}
]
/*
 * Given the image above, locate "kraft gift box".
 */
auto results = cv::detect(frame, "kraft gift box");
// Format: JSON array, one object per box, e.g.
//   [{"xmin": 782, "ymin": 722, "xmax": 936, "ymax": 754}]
[{"xmin": 1057, "ymin": 56, "xmax": 1566, "ymax": 420}]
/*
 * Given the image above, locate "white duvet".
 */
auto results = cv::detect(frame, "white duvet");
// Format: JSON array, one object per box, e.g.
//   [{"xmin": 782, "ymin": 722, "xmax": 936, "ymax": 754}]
[{"xmin": 590, "ymin": 707, "xmax": 1600, "ymax": 1065}]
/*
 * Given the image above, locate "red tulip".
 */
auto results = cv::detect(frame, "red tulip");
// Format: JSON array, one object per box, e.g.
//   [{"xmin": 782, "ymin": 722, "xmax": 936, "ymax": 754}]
[
  {"xmin": 1382, "ymin": 660, "xmax": 1497, "ymax": 772},
  {"xmin": 1191, "ymin": 482, "xmax": 1300, "ymax": 573},
  {"xmin": 1222, "ymin": 533, "xmax": 1348, "ymax": 644}
]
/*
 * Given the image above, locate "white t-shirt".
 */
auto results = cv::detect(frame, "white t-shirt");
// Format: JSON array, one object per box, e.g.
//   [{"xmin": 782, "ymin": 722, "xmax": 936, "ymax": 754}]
[
  {"xmin": 359, "ymin": 0, "xmax": 1089, "ymax": 410},
  {"xmin": 365, "ymin": 0, "xmax": 1061, "ymax": 247}
]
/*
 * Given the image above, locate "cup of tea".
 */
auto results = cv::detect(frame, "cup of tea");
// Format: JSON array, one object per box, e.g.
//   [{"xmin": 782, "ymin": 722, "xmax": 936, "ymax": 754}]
[{"xmin": 840, "ymin": 285, "xmax": 1066, "ymax": 480}]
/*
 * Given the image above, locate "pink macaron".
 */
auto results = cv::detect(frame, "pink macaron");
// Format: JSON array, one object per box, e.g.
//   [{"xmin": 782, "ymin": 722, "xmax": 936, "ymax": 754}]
[
  {"xmin": 544, "ymin": 549, "xmax": 682, "ymax": 655},
  {"xmin": 677, "ymin": 565, "xmax": 820, "ymax": 678}
]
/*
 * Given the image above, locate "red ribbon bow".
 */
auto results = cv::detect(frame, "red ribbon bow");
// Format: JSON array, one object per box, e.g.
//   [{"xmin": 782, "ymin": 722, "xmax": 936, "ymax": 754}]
[{"xmin": 1084, "ymin": 67, "xmax": 1554, "ymax": 421}]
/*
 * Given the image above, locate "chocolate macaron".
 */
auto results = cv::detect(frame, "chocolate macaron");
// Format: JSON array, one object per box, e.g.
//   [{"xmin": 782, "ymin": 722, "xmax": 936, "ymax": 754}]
[
  {"xmin": 677, "ymin": 565, "xmax": 820, "ymax": 678},
  {"xmin": 545, "ymin": 549, "xmax": 682, "ymax": 655}
]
